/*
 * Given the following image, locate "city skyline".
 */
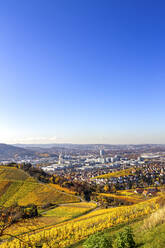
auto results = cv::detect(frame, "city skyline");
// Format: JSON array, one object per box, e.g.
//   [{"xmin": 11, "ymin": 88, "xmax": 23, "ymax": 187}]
[{"xmin": 1, "ymin": 1, "xmax": 165, "ymax": 144}]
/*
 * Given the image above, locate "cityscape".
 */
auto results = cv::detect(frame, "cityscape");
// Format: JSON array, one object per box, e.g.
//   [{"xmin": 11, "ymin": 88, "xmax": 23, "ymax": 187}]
[
  {"xmin": 0, "ymin": 143, "xmax": 165, "ymax": 193},
  {"xmin": 1, "ymin": 0, "xmax": 165, "ymax": 247}
]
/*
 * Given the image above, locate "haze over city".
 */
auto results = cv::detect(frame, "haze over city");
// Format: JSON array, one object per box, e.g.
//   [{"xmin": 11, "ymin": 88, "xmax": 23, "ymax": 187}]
[{"xmin": 1, "ymin": 0, "xmax": 165, "ymax": 144}]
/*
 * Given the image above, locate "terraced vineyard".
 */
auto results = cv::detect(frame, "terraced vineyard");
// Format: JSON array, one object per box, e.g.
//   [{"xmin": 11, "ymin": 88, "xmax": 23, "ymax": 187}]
[
  {"xmin": 43, "ymin": 202, "xmax": 96, "ymax": 219},
  {"xmin": 1, "ymin": 166, "xmax": 164, "ymax": 248},
  {"xmin": 0, "ymin": 196, "xmax": 160, "ymax": 248},
  {"xmin": 0, "ymin": 166, "xmax": 29, "ymax": 180},
  {"xmin": 51, "ymin": 184, "xmax": 76, "ymax": 195},
  {"xmin": 1, "ymin": 202, "xmax": 97, "ymax": 239},
  {"xmin": 72, "ymin": 208, "xmax": 165, "ymax": 248},
  {"xmin": 98, "ymin": 192, "xmax": 144, "ymax": 204},
  {"xmin": 93, "ymin": 168, "xmax": 134, "ymax": 179},
  {"xmin": 0, "ymin": 166, "xmax": 79, "ymax": 207}
]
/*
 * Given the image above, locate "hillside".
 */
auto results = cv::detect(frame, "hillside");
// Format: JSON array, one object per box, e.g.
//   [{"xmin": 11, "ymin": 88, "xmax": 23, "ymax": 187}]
[
  {"xmin": 72, "ymin": 209, "xmax": 165, "ymax": 248},
  {"xmin": 1, "ymin": 202, "xmax": 97, "ymax": 238},
  {"xmin": 0, "ymin": 166, "xmax": 165, "ymax": 248},
  {"xmin": 0, "ymin": 143, "xmax": 34, "ymax": 160},
  {"xmin": 0, "ymin": 166, "xmax": 79, "ymax": 207},
  {"xmin": 0, "ymin": 196, "xmax": 162, "ymax": 248}
]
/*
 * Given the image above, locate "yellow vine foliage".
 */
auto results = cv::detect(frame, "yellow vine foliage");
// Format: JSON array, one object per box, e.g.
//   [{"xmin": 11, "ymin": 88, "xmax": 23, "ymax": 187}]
[
  {"xmin": 0, "ymin": 165, "xmax": 79, "ymax": 207},
  {"xmin": 93, "ymin": 168, "xmax": 134, "ymax": 179},
  {"xmin": 49, "ymin": 184, "xmax": 76, "ymax": 195},
  {"xmin": 99, "ymin": 193, "xmax": 143, "ymax": 204},
  {"xmin": 0, "ymin": 197, "xmax": 160, "ymax": 248}
]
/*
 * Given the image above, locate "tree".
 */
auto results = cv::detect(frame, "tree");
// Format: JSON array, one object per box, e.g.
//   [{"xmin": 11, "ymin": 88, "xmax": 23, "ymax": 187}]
[
  {"xmin": 22, "ymin": 204, "xmax": 38, "ymax": 218},
  {"xmin": 0, "ymin": 206, "xmax": 15, "ymax": 237},
  {"xmin": 82, "ymin": 190, "xmax": 91, "ymax": 201},
  {"xmin": 114, "ymin": 227, "xmax": 136, "ymax": 248},
  {"xmin": 104, "ymin": 184, "xmax": 109, "ymax": 192},
  {"xmin": 110, "ymin": 185, "xmax": 116, "ymax": 193},
  {"xmin": 0, "ymin": 205, "xmax": 40, "ymax": 247},
  {"xmin": 83, "ymin": 232, "xmax": 112, "ymax": 248}
]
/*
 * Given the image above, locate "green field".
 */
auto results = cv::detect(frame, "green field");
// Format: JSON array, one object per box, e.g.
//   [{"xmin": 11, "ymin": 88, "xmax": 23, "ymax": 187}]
[{"xmin": 43, "ymin": 202, "xmax": 97, "ymax": 219}]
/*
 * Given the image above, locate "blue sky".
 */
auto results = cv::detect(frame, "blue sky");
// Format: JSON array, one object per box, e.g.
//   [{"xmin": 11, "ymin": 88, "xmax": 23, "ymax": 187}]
[{"xmin": 0, "ymin": 0, "xmax": 165, "ymax": 144}]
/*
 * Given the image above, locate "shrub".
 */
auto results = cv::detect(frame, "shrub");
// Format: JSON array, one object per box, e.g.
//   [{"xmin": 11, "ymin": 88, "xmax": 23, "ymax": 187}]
[
  {"xmin": 114, "ymin": 227, "xmax": 135, "ymax": 248},
  {"xmin": 83, "ymin": 232, "xmax": 112, "ymax": 248}
]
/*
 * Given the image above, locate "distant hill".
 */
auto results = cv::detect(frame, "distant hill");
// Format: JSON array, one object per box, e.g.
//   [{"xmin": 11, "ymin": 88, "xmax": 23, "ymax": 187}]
[{"xmin": 0, "ymin": 143, "xmax": 34, "ymax": 160}]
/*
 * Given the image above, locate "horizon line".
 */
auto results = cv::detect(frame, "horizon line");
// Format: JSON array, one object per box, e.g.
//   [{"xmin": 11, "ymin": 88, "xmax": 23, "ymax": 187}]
[{"xmin": 2, "ymin": 143, "xmax": 165, "ymax": 146}]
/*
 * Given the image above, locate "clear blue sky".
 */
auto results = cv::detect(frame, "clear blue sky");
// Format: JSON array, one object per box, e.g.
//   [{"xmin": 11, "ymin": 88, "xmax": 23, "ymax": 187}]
[{"xmin": 0, "ymin": 0, "xmax": 165, "ymax": 144}]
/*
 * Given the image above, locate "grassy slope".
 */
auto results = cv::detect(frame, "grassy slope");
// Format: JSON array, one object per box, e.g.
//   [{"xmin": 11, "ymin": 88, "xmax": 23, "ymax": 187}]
[
  {"xmin": 71, "ymin": 220, "xmax": 165, "ymax": 248},
  {"xmin": 0, "ymin": 166, "xmax": 79, "ymax": 207},
  {"xmin": 71, "ymin": 211, "xmax": 165, "ymax": 248}
]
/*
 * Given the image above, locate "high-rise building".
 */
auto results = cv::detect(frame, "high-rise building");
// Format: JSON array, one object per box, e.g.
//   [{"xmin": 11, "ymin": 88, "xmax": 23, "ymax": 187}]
[
  {"xmin": 58, "ymin": 153, "xmax": 64, "ymax": 165},
  {"xmin": 100, "ymin": 149, "xmax": 105, "ymax": 157}
]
